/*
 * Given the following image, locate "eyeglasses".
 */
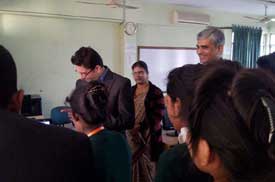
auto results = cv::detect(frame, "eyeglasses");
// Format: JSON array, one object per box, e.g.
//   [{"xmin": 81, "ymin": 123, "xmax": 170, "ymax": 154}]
[{"xmin": 78, "ymin": 69, "xmax": 93, "ymax": 80}]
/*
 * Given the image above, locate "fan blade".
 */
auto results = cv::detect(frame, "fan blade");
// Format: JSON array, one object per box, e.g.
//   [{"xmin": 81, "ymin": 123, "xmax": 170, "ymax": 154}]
[
  {"xmin": 258, "ymin": 0, "xmax": 275, "ymax": 3},
  {"xmin": 243, "ymin": 16, "xmax": 261, "ymax": 21},
  {"xmin": 116, "ymin": 4, "xmax": 139, "ymax": 9},
  {"xmin": 260, "ymin": 17, "xmax": 272, "ymax": 23},
  {"xmin": 75, "ymin": 1, "xmax": 139, "ymax": 9},
  {"xmin": 263, "ymin": 19, "xmax": 271, "ymax": 23},
  {"xmin": 75, "ymin": 1, "xmax": 107, "ymax": 5}
]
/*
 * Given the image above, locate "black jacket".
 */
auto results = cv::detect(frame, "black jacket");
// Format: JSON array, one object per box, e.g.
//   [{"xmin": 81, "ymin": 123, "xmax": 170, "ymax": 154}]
[{"xmin": 0, "ymin": 109, "xmax": 93, "ymax": 182}]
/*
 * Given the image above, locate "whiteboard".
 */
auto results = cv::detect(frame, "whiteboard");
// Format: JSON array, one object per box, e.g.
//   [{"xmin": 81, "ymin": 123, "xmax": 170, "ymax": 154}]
[{"xmin": 138, "ymin": 47, "xmax": 199, "ymax": 91}]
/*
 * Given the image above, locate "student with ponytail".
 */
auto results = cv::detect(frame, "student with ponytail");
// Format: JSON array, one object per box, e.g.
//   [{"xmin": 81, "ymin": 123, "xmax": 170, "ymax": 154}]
[
  {"xmin": 155, "ymin": 64, "xmax": 212, "ymax": 182},
  {"xmin": 67, "ymin": 81, "xmax": 131, "ymax": 182},
  {"xmin": 231, "ymin": 69, "xmax": 275, "ymax": 165},
  {"xmin": 188, "ymin": 65, "xmax": 275, "ymax": 182}
]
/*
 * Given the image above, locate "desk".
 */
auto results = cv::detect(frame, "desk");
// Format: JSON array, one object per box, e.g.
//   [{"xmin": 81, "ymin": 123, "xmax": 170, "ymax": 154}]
[
  {"xmin": 26, "ymin": 115, "xmax": 45, "ymax": 120},
  {"xmin": 26, "ymin": 115, "xmax": 51, "ymax": 125}
]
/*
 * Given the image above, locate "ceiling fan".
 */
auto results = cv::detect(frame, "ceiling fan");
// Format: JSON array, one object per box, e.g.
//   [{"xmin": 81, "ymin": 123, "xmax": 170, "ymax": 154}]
[
  {"xmin": 244, "ymin": 4, "xmax": 275, "ymax": 23},
  {"xmin": 257, "ymin": 0, "xmax": 275, "ymax": 4},
  {"xmin": 75, "ymin": 0, "xmax": 139, "ymax": 9}
]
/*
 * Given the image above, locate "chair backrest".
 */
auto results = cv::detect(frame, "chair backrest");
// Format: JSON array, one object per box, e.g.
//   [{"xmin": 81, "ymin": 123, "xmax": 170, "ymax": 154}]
[{"xmin": 50, "ymin": 106, "xmax": 71, "ymax": 125}]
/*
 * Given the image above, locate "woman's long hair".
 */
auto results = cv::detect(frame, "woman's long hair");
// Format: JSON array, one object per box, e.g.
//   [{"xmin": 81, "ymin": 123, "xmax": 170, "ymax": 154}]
[
  {"xmin": 67, "ymin": 81, "xmax": 108, "ymax": 125},
  {"xmin": 189, "ymin": 65, "xmax": 275, "ymax": 181}
]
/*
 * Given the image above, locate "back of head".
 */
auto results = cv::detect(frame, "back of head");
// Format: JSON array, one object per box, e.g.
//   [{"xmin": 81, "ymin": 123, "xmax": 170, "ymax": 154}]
[
  {"xmin": 232, "ymin": 69, "xmax": 275, "ymax": 162},
  {"xmin": 189, "ymin": 64, "xmax": 268, "ymax": 181},
  {"xmin": 71, "ymin": 47, "xmax": 103, "ymax": 69},
  {"xmin": 67, "ymin": 81, "xmax": 108, "ymax": 125},
  {"xmin": 0, "ymin": 45, "xmax": 17, "ymax": 109},
  {"xmin": 166, "ymin": 64, "xmax": 204, "ymax": 120},
  {"xmin": 204, "ymin": 59, "xmax": 242, "ymax": 71},
  {"xmin": 257, "ymin": 52, "xmax": 275, "ymax": 75},
  {"xmin": 197, "ymin": 27, "xmax": 225, "ymax": 46}
]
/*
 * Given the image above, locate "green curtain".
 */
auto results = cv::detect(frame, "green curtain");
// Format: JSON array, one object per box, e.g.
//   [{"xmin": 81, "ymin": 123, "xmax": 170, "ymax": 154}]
[{"xmin": 232, "ymin": 25, "xmax": 262, "ymax": 68}]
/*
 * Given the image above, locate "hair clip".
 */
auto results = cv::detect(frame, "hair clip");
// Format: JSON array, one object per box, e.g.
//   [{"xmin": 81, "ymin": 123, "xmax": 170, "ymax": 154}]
[
  {"xmin": 261, "ymin": 97, "xmax": 275, "ymax": 143},
  {"xmin": 87, "ymin": 85, "xmax": 105, "ymax": 95}
]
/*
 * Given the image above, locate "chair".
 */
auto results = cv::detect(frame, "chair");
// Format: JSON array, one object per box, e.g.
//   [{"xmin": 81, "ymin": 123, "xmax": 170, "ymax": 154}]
[
  {"xmin": 162, "ymin": 108, "xmax": 174, "ymax": 130},
  {"xmin": 50, "ymin": 106, "xmax": 71, "ymax": 126},
  {"xmin": 162, "ymin": 107, "xmax": 178, "ymax": 137}
]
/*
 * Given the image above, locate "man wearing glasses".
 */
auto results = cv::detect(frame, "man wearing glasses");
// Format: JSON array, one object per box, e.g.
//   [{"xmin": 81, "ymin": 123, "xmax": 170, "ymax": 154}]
[{"xmin": 71, "ymin": 47, "xmax": 134, "ymax": 133}]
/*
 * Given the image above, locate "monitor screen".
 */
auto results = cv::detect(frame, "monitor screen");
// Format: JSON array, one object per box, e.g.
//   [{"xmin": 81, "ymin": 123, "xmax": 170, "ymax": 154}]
[{"xmin": 21, "ymin": 94, "xmax": 42, "ymax": 116}]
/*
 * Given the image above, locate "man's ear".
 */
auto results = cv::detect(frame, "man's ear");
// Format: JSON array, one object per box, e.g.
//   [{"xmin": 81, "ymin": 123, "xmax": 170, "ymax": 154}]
[
  {"xmin": 71, "ymin": 112, "xmax": 80, "ymax": 122},
  {"xmin": 8, "ymin": 89, "xmax": 24, "ymax": 113},
  {"xmin": 94, "ymin": 65, "xmax": 101, "ymax": 72},
  {"xmin": 217, "ymin": 45, "xmax": 224, "ymax": 56}
]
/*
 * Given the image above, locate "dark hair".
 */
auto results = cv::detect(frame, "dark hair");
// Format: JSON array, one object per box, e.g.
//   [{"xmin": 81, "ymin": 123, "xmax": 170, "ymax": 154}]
[
  {"xmin": 257, "ymin": 52, "xmax": 275, "ymax": 75},
  {"xmin": 189, "ymin": 65, "xmax": 275, "ymax": 181},
  {"xmin": 67, "ymin": 81, "xmax": 108, "ymax": 125},
  {"xmin": 203, "ymin": 59, "xmax": 242, "ymax": 71},
  {"xmin": 232, "ymin": 69, "xmax": 275, "ymax": 161},
  {"xmin": 71, "ymin": 47, "xmax": 103, "ymax": 69},
  {"xmin": 166, "ymin": 64, "xmax": 204, "ymax": 121},
  {"xmin": 131, "ymin": 60, "xmax": 149, "ymax": 73},
  {"xmin": 0, "ymin": 45, "xmax": 17, "ymax": 109}
]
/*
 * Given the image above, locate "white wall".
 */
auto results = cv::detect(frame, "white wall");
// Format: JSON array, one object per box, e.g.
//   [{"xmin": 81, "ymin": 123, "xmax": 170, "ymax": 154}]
[
  {"xmin": 137, "ymin": 24, "xmax": 203, "ymax": 47},
  {"xmin": 0, "ymin": 14, "xmax": 121, "ymax": 117},
  {"xmin": 267, "ymin": 22, "xmax": 275, "ymax": 33}
]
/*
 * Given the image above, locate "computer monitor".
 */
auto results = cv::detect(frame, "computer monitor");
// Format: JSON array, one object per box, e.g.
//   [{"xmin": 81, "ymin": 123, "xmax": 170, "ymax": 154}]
[{"xmin": 21, "ymin": 94, "xmax": 42, "ymax": 116}]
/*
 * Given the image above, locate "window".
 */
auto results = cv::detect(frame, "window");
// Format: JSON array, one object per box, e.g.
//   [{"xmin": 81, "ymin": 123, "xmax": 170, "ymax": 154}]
[
  {"xmin": 270, "ymin": 34, "xmax": 275, "ymax": 53},
  {"xmin": 260, "ymin": 33, "xmax": 267, "ymax": 56},
  {"xmin": 231, "ymin": 32, "xmax": 234, "ymax": 60}
]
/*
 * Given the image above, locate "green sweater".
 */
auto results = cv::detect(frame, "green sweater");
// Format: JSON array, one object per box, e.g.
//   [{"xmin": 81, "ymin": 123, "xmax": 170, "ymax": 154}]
[
  {"xmin": 155, "ymin": 144, "xmax": 212, "ymax": 182},
  {"xmin": 89, "ymin": 129, "xmax": 131, "ymax": 182}
]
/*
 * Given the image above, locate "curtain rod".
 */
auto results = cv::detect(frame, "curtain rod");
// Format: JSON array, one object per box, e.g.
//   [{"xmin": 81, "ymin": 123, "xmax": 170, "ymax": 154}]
[
  {"xmin": 208, "ymin": 26, "xmax": 232, "ymax": 30},
  {"xmin": 218, "ymin": 27, "xmax": 232, "ymax": 30}
]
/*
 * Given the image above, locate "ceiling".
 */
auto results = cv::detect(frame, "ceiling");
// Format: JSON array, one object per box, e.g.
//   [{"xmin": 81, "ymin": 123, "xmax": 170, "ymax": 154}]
[{"xmin": 142, "ymin": 0, "xmax": 275, "ymax": 16}]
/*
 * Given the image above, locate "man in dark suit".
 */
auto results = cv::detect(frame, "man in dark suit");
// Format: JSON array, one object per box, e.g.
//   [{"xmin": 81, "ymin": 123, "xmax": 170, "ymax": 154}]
[
  {"xmin": 0, "ymin": 45, "xmax": 94, "ymax": 182},
  {"xmin": 71, "ymin": 47, "xmax": 134, "ymax": 132}
]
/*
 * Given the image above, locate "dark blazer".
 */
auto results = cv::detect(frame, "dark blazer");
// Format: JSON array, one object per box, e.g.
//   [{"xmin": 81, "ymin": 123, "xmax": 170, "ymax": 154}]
[
  {"xmin": 0, "ymin": 109, "xmax": 93, "ymax": 182},
  {"xmin": 101, "ymin": 68, "xmax": 134, "ymax": 132}
]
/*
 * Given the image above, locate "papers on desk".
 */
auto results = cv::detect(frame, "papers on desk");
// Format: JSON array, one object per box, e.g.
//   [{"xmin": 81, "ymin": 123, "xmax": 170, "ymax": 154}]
[
  {"xmin": 26, "ymin": 115, "xmax": 51, "ymax": 125},
  {"xmin": 39, "ymin": 121, "xmax": 50, "ymax": 125}
]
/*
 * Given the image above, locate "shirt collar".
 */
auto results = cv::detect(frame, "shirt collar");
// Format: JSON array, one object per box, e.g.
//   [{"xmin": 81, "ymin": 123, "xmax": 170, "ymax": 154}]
[{"xmin": 99, "ymin": 66, "xmax": 108, "ymax": 82}]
